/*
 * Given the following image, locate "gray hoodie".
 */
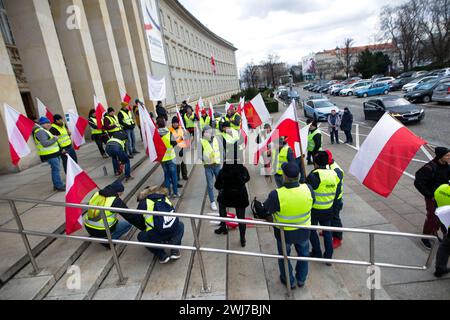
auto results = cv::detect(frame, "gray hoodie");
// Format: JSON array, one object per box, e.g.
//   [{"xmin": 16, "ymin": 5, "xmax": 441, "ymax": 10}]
[{"xmin": 33, "ymin": 124, "xmax": 61, "ymax": 161}]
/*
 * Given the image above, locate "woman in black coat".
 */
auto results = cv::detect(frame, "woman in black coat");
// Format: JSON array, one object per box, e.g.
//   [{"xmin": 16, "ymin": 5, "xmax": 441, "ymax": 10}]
[
  {"xmin": 340, "ymin": 108, "xmax": 354, "ymax": 144},
  {"xmin": 214, "ymin": 163, "xmax": 250, "ymax": 247}
]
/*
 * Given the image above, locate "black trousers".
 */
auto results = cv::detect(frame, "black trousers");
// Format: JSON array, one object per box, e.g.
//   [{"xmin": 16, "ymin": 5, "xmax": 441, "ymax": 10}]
[
  {"xmin": 344, "ymin": 130, "xmax": 353, "ymax": 143},
  {"xmin": 92, "ymin": 134, "xmax": 107, "ymax": 156},
  {"xmin": 436, "ymin": 233, "xmax": 450, "ymax": 273},
  {"xmin": 219, "ymin": 204, "xmax": 246, "ymax": 240},
  {"xmin": 177, "ymin": 162, "xmax": 188, "ymax": 180}
]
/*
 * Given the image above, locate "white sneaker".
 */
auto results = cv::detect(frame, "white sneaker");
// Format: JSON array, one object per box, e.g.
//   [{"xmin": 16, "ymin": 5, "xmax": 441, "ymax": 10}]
[{"xmin": 211, "ymin": 202, "xmax": 218, "ymax": 211}]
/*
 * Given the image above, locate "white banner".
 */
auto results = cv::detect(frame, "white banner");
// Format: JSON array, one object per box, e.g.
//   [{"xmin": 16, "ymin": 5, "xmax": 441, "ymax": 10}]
[
  {"xmin": 140, "ymin": 0, "xmax": 167, "ymax": 65},
  {"xmin": 148, "ymin": 75, "xmax": 167, "ymax": 101}
]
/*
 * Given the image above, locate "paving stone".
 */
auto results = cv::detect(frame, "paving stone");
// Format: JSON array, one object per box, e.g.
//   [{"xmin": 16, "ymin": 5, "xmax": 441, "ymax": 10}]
[
  {"xmin": 0, "ymin": 275, "xmax": 55, "ymax": 300},
  {"xmin": 93, "ymin": 285, "xmax": 141, "ymax": 300},
  {"xmin": 384, "ymin": 279, "xmax": 450, "ymax": 300}
]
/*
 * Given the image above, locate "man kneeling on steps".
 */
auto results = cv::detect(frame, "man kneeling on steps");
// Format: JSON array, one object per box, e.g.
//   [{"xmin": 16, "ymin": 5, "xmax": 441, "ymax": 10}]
[{"xmin": 137, "ymin": 186, "xmax": 185, "ymax": 264}]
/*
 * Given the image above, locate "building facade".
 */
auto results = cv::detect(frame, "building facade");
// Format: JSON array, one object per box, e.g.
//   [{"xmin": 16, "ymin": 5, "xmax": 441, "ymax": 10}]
[{"xmin": 0, "ymin": 0, "xmax": 240, "ymax": 173}]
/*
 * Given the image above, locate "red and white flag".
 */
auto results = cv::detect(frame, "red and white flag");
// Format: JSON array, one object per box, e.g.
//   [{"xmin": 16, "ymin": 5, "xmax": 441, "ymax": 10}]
[
  {"xmin": 211, "ymin": 55, "xmax": 217, "ymax": 74},
  {"xmin": 208, "ymin": 101, "xmax": 215, "ymax": 120},
  {"xmin": 225, "ymin": 102, "xmax": 234, "ymax": 114},
  {"xmin": 94, "ymin": 96, "xmax": 106, "ymax": 130},
  {"xmin": 349, "ymin": 113, "xmax": 427, "ymax": 198},
  {"xmin": 244, "ymin": 93, "xmax": 270, "ymax": 129},
  {"xmin": 67, "ymin": 111, "xmax": 89, "ymax": 150},
  {"xmin": 176, "ymin": 105, "xmax": 187, "ymax": 132},
  {"xmin": 195, "ymin": 97, "xmax": 204, "ymax": 119},
  {"xmin": 120, "ymin": 88, "xmax": 131, "ymax": 105},
  {"xmin": 254, "ymin": 101, "xmax": 300, "ymax": 165},
  {"xmin": 237, "ymin": 97, "xmax": 245, "ymax": 115},
  {"xmin": 3, "ymin": 104, "xmax": 35, "ymax": 166},
  {"xmin": 241, "ymin": 108, "xmax": 249, "ymax": 147},
  {"xmin": 139, "ymin": 105, "xmax": 166, "ymax": 162},
  {"xmin": 36, "ymin": 98, "xmax": 54, "ymax": 123},
  {"xmin": 65, "ymin": 156, "xmax": 97, "ymax": 235}
]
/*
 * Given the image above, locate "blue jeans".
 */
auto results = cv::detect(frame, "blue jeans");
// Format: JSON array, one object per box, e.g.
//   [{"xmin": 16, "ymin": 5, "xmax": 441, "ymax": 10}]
[
  {"xmin": 61, "ymin": 147, "xmax": 78, "ymax": 173},
  {"xmin": 275, "ymin": 228, "xmax": 310, "ymax": 284},
  {"xmin": 162, "ymin": 160, "xmax": 178, "ymax": 195},
  {"xmin": 106, "ymin": 144, "xmax": 131, "ymax": 178},
  {"xmin": 111, "ymin": 220, "xmax": 132, "ymax": 240},
  {"xmin": 47, "ymin": 157, "xmax": 64, "ymax": 189},
  {"xmin": 310, "ymin": 213, "xmax": 334, "ymax": 259},
  {"xmin": 125, "ymin": 128, "xmax": 137, "ymax": 156},
  {"xmin": 205, "ymin": 165, "xmax": 221, "ymax": 203},
  {"xmin": 137, "ymin": 222, "xmax": 185, "ymax": 259}
]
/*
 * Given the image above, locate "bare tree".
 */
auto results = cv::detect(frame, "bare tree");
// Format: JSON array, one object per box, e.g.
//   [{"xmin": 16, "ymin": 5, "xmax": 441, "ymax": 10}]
[
  {"xmin": 380, "ymin": 1, "xmax": 424, "ymax": 71},
  {"xmin": 241, "ymin": 62, "xmax": 259, "ymax": 88},
  {"xmin": 342, "ymin": 38, "xmax": 354, "ymax": 78},
  {"xmin": 262, "ymin": 53, "xmax": 281, "ymax": 88}
]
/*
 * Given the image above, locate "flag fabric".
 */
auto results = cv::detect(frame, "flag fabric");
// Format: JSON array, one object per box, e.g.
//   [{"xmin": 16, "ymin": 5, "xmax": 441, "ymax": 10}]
[
  {"xmin": 349, "ymin": 113, "xmax": 427, "ymax": 198},
  {"xmin": 176, "ymin": 105, "xmax": 187, "ymax": 132},
  {"xmin": 254, "ymin": 101, "xmax": 300, "ymax": 165},
  {"xmin": 244, "ymin": 93, "xmax": 271, "ymax": 129},
  {"xmin": 195, "ymin": 97, "xmax": 204, "ymax": 119},
  {"xmin": 241, "ymin": 108, "xmax": 249, "ymax": 147},
  {"xmin": 299, "ymin": 124, "xmax": 310, "ymax": 157},
  {"xmin": 36, "ymin": 98, "xmax": 54, "ymax": 123},
  {"xmin": 237, "ymin": 97, "xmax": 245, "ymax": 115},
  {"xmin": 3, "ymin": 104, "xmax": 36, "ymax": 166},
  {"xmin": 225, "ymin": 102, "xmax": 234, "ymax": 114},
  {"xmin": 208, "ymin": 101, "xmax": 215, "ymax": 120},
  {"xmin": 120, "ymin": 88, "xmax": 131, "ymax": 105},
  {"xmin": 65, "ymin": 155, "xmax": 97, "ymax": 235},
  {"xmin": 139, "ymin": 105, "xmax": 166, "ymax": 162},
  {"xmin": 211, "ymin": 55, "xmax": 217, "ymax": 74},
  {"xmin": 67, "ymin": 111, "xmax": 89, "ymax": 150},
  {"xmin": 94, "ymin": 96, "xmax": 106, "ymax": 130}
]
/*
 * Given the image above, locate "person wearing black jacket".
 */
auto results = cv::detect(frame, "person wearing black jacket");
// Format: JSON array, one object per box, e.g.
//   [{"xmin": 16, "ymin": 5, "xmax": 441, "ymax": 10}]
[
  {"xmin": 89, "ymin": 109, "xmax": 108, "ymax": 159},
  {"xmin": 214, "ymin": 163, "xmax": 250, "ymax": 247},
  {"xmin": 415, "ymin": 147, "xmax": 450, "ymax": 249},
  {"xmin": 156, "ymin": 101, "xmax": 168, "ymax": 122},
  {"xmin": 84, "ymin": 181, "xmax": 145, "ymax": 242},
  {"xmin": 340, "ymin": 108, "xmax": 354, "ymax": 144},
  {"xmin": 307, "ymin": 120, "xmax": 323, "ymax": 165}
]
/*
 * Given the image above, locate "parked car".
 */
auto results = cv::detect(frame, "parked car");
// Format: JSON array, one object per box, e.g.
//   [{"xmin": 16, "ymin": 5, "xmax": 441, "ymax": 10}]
[
  {"xmin": 432, "ymin": 81, "xmax": 450, "ymax": 104},
  {"xmin": 283, "ymin": 90, "xmax": 300, "ymax": 103},
  {"xmin": 339, "ymin": 80, "xmax": 373, "ymax": 96},
  {"xmin": 437, "ymin": 68, "xmax": 450, "ymax": 77},
  {"xmin": 303, "ymin": 99, "xmax": 342, "ymax": 121},
  {"xmin": 390, "ymin": 77, "xmax": 413, "ymax": 91},
  {"xmin": 277, "ymin": 86, "xmax": 288, "ymax": 97},
  {"xmin": 329, "ymin": 84, "xmax": 346, "ymax": 96},
  {"xmin": 356, "ymin": 83, "xmax": 390, "ymax": 98},
  {"xmin": 371, "ymin": 74, "xmax": 385, "ymax": 80},
  {"xmin": 412, "ymin": 71, "xmax": 429, "ymax": 78},
  {"xmin": 402, "ymin": 76, "xmax": 438, "ymax": 93},
  {"xmin": 373, "ymin": 77, "xmax": 396, "ymax": 85},
  {"xmin": 363, "ymin": 96, "xmax": 425, "ymax": 123},
  {"xmin": 404, "ymin": 78, "xmax": 450, "ymax": 103},
  {"xmin": 425, "ymin": 69, "xmax": 445, "ymax": 77},
  {"xmin": 303, "ymin": 83, "xmax": 315, "ymax": 90},
  {"xmin": 398, "ymin": 71, "xmax": 415, "ymax": 79}
]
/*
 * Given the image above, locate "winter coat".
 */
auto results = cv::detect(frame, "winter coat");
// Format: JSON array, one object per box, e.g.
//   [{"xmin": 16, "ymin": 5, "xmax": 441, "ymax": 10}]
[
  {"xmin": 328, "ymin": 114, "xmax": 342, "ymax": 133},
  {"xmin": 340, "ymin": 111, "xmax": 354, "ymax": 132},
  {"xmin": 415, "ymin": 159, "xmax": 450, "ymax": 199},
  {"xmin": 215, "ymin": 164, "xmax": 250, "ymax": 208}
]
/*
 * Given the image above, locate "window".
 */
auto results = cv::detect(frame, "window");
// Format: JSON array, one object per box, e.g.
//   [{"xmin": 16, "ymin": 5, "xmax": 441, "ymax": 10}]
[
  {"xmin": 0, "ymin": 0, "xmax": 15, "ymax": 45},
  {"xmin": 167, "ymin": 16, "xmax": 173, "ymax": 33}
]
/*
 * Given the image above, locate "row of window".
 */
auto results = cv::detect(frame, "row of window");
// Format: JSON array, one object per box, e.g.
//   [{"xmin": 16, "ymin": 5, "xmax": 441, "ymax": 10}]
[
  {"xmin": 174, "ymin": 77, "xmax": 238, "ymax": 98},
  {"xmin": 160, "ymin": 7, "xmax": 235, "ymax": 65}
]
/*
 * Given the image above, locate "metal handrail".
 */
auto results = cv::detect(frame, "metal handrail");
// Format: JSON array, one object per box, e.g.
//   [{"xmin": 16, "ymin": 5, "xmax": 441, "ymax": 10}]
[{"xmin": 0, "ymin": 197, "xmax": 440, "ymax": 300}]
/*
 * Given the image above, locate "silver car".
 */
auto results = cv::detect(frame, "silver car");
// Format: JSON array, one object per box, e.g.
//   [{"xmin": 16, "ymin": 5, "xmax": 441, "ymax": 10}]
[{"xmin": 432, "ymin": 82, "xmax": 450, "ymax": 103}]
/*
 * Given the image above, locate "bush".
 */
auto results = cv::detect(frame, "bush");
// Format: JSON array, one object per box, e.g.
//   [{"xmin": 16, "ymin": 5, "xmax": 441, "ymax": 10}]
[{"xmin": 265, "ymin": 99, "xmax": 279, "ymax": 114}]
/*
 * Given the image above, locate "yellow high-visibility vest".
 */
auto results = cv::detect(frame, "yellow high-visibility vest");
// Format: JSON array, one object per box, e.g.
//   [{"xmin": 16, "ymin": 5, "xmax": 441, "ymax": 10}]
[
  {"xmin": 312, "ymin": 169, "xmax": 339, "ymax": 211},
  {"xmin": 201, "ymin": 137, "xmax": 221, "ymax": 165},
  {"xmin": 119, "ymin": 110, "xmax": 135, "ymax": 127},
  {"xmin": 274, "ymin": 185, "xmax": 313, "ymax": 231},
  {"xmin": 84, "ymin": 193, "xmax": 118, "ymax": 230},
  {"xmin": 161, "ymin": 132, "xmax": 176, "ymax": 162},
  {"xmin": 105, "ymin": 115, "xmax": 122, "ymax": 133},
  {"xmin": 51, "ymin": 124, "xmax": 72, "ymax": 148},
  {"xmin": 33, "ymin": 128, "xmax": 60, "ymax": 157}
]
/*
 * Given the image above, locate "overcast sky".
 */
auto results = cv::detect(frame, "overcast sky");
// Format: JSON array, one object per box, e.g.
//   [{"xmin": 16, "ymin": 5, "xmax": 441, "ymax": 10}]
[{"xmin": 178, "ymin": 0, "xmax": 405, "ymax": 71}]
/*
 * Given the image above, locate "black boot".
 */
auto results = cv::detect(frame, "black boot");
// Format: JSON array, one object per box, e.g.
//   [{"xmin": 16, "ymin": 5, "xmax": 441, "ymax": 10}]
[{"xmin": 215, "ymin": 225, "xmax": 228, "ymax": 235}]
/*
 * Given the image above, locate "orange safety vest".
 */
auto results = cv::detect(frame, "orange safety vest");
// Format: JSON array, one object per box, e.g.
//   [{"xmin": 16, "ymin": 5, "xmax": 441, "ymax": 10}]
[{"xmin": 169, "ymin": 126, "xmax": 188, "ymax": 149}]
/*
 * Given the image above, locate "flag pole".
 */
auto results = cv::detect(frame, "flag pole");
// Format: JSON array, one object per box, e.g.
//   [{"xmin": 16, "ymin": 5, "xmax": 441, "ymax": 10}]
[{"xmin": 293, "ymin": 99, "xmax": 307, "ymax": 181}]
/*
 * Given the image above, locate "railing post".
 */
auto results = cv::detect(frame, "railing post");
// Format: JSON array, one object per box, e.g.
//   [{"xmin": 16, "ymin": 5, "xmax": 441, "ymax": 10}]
[
  {"xmin": 8, "ymin": 200, "xmax": 40, "ymax": 275},
  {"xmin": 280, "ymin": 228, "xmax": 293, "ymax": 299},
  {"xmin": 101, "ymin": 210, "xmax": 127, "ymax": 285},
  {"xmin": 190, "ymin": 217, "xmax": 211, "ymax": 293},
  {"xmin": 369, "ymin": 234, "xmax": 376, "ymax": 301}
]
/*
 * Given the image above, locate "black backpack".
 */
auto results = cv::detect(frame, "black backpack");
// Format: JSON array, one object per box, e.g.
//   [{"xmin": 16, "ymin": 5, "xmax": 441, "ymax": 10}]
[{"xmin": 251, "ymin": 197, "xmax": 272, "ymax": 221}]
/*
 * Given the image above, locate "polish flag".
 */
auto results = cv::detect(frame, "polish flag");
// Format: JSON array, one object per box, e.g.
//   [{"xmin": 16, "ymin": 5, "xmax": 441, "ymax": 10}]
[
  {"xmin": 195, "ymin": 97, "xmax": 204, "ymax": 119},
  {"xmin": 211, "ymin": 55, "xmax": 217, "ymax": 74},
  {"xmin": 225, "ymin": 102, "xmax": 234, "ymax": 114},
  {"xmin": 3, "ymin": 104, "xmax": 36, "ymax": 166},
  {"xmin": 65, "ymin": 156, "xmax": 97, "ymax": 235},
  {"xmin": 120, "ymin": 88, "xmax": 131, "ymax": 106},
  {"xmin": 67, "ymin": 111, "xmax": 89, "ymax": 150},
  {"xmin": 349, "ymin": 113, "xmax": 427, "ymax": 198},
  {"xmin": 36, "ymin": 98, "xmax": 54, "ymax": 123},
  {"xmin": 237, "ymin": 97, "xmax": 245, "ymax": 115},
  {"xmin": 176, "ymin": 105, "xmax": 187, "ymax": 132},
  {"xmin": 94, "ymin": 96, "xmax": 106, "ymax": 130},
  {"xmin": 208, "ymin": 101, "xmax": 215, "ymax": 120},
  {"xmin": 241, "ymin": 108, "xmax": 249, "ymax": 147},
  {"xmin": 254, "ymin": 101, "xmax": 300, "ymax": 165},
  {"xmin": 139, "ymin": 105, "xmax": 166, "ymax": 162},
  {"xmin": 244, "ymin": 93, "xmax": 270, "ymax": 129}
]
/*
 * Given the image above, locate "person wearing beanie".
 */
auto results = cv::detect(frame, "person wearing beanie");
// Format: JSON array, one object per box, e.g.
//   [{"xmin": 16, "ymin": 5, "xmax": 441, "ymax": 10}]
[
  {"xmin": 32, "ymin": 117, "xmax": 64, "ymax": 192},
  {"xmin": 307, "ymin": 151, "xmax": 339, "ymax": 264},
  {"xmin": 201, "ymin": 125, "xmax": 221, "ymax": 211},
  {"xmin": 118, "ymin": 102, "xmax": 139, "ymax": 159},
  {"xmin": 157, "ymin": 118, "xmax": 180, "ymax": 198},
  {"xmin": 183, "ymin": 105, "xmax": 198, "ymax": 136},
  {"xmin": 307, "ymin": 120, "xmax": 323, "ymax": 165},
  {"xmin": 103, "ymin": 107, "xmax": 122, "ymax": 136},
  {"xmin": 415, "ymin": 147, "xmax": 450, "ymax": 249},
  {"xmin": 49, "ymin": 114, "xmax": 78, "ymax": 174},
  {"xmin": 263, "ymin": 162, "xmax": 316, "ymax": 289},
  {"xmin": 84, "ymin": 181, "xmax": 144, "ymax": 243},
  {"xmin": 105, "ymin": 131, "xmax": 134, "ymax": 182},
  {"xmin": 169, "ymin": 116, "xmax": 188, "ymax": 183},
  {"xmin": 200, "ymin": 109, "xmax": 211, "ymax": 131},
  {"xmin": 156, "ymin": 101, "xmax": 168, "ymax": 122},
  {"xmin": 325, "ymin": 150, "xmax": 345, "ymax": 249}
]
